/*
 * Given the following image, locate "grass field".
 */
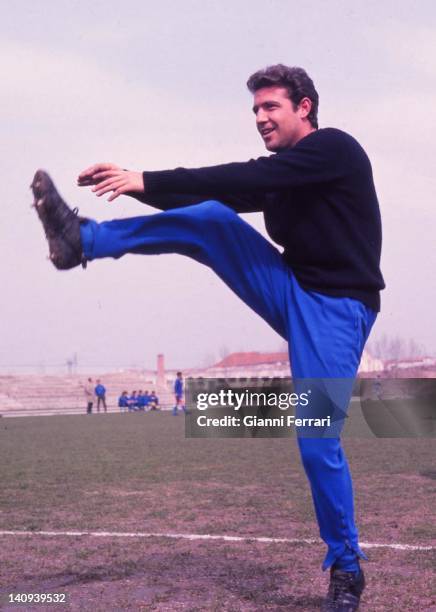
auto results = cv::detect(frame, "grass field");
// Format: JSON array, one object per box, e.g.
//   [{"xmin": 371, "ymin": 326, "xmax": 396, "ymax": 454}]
[{"xmin": 0, "ymin": 413, "xmax": 435, "ymax": 611}]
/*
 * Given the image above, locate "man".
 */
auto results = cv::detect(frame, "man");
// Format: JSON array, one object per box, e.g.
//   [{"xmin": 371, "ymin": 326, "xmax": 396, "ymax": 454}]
[
  {"xmin": 142, "ymin": 389, "xmax": 151, "ymax": 411},
  {"xmin": 83, "ymin": 378, "xmax": 94, "ymax": 414},
  {"xmin": 31, "ymin": 64, "xmax": 384, "ymax": 610},
  {"xmin": 173, "ymin": 372, "xmax": 185, "ymax": 416},
  {"xmin": 94, "ymin": 379, "xmax": 107, "ymax": 413},
  {"xmin": 128, "ymin": 390, "xmax": 138, "ymax": 412},
  {"xmin": 118, "ymin": 390, "xmax": 129, "ymax": 413},
  {"xmin": 137, "ymin": 389, "xmax": 144, "ymax": 411},
  {"xmin": 149, "ymin": 390, "xmax": 159, "ymax": 410}
]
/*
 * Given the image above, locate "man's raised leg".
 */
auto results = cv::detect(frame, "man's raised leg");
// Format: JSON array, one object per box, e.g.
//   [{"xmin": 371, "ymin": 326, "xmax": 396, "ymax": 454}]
[
  {"xmin": 31, "ymin": 170, "xmax": 292, "ymax": 339},
  {"xmin": 80, "ymin": 200, "xmax": 293, "ymax": 339}
]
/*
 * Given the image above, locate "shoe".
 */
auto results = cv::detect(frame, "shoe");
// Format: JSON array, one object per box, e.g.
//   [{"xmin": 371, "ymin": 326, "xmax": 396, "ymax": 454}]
[
  {"xmin": 321, "ymin": 568, "xmax": 365, "ymax": 611},
  {"xmin": 31, "ymin": 169, "xmax": 87, "ymax": 270}
]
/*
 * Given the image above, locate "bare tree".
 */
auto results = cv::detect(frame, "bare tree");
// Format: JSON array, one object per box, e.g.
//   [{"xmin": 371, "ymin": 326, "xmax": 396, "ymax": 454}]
[
  {"xmin": 201, "ymin": 352, "xmax": 217, "ymax": 368},
  {"xmin": 218, "ymin": 344, "xmax": 231, "ymax": 360},
  {"xmin": 407, "ymin": 338, "xmax": 426, "ymax": 358},
  {"xmin": 367, "ymin": 334, "xmax": 426, "ymax": 360}
]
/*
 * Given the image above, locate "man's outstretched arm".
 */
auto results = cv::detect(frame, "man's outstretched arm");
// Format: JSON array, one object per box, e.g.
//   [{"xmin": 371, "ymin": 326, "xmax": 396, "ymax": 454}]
[
  {"xmin": 77, "ymin": 163, "xmax": 264, "ymax": 213},
  {"xmin": 78, "ymin": 132, "xmax": 350, "ymax": 204}
]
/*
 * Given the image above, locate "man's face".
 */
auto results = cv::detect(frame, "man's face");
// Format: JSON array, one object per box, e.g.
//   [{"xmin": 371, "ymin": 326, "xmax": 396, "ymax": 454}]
[{"xmin": 253, "ymin": 86, "xmax": 308, "ymax": 152}]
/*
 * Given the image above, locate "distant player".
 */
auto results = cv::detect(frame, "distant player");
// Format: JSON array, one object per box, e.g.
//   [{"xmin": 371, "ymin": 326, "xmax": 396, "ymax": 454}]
[
  {"xmin": 32, "ymin": 64, "xmax": 384, "ymax": 610},
  {"xmin": 118, "ymin": 390, "xmax": 129, "ymax": 413},
  {"xmin": 173, "ymin": 372, "xmax": 186, "ymax": 416},
  {"xmin": 128, "ymin": 390, "xmax": 138, "ymax": 412},
  {"xmin": 137, "ymin": 389, "xmax": 145, "ymax": 411},
  {"xmin": 83, "ymin": 378, "xmax": 94, "ymax": 415},
  {"xmin": 143, "ymin": 389, "xmax": 150, "ymax": 411},
  {"xmin": 149, "ymin": 390, "xmax": 159, "ymax": 410},
  {"xmin": 94, "ymin": 379, "xmax": 107, "ymax": 413}
]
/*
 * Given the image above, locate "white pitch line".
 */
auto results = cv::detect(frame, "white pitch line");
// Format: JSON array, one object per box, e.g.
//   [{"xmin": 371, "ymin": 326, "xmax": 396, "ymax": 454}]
[{"xmin": 0, "ymin": 530, "xmax": 433, "ymax": 552}]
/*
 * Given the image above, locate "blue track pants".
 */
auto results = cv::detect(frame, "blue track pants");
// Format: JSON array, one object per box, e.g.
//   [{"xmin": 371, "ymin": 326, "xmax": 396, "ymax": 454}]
[{"xmin": 81, "ymin": 201, "xmax": 377, "ymax": 571}]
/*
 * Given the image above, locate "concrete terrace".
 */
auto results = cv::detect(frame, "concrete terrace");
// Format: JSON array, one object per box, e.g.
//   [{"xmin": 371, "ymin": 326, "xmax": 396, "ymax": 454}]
[{"xmin": 0, "ymin": 372, "xmax": 174, "ymax": 417}]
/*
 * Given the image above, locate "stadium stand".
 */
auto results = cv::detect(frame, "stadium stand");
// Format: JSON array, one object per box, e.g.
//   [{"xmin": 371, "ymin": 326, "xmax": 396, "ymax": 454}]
[{"xmin": 0, "ymin": 373, "xmax": 174, "ymax": 417}]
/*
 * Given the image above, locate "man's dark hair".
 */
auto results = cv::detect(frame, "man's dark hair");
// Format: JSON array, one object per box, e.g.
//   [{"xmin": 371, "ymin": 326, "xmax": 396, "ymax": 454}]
[{"xmin": 247, "ymin": 64, "xmax": 319, "ymax": 129}]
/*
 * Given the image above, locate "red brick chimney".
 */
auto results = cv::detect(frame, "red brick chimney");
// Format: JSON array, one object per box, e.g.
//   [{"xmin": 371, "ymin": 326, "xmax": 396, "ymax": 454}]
[{"xmin": 157, "ymin": 354, "xmax": 165, "ymax": 390}]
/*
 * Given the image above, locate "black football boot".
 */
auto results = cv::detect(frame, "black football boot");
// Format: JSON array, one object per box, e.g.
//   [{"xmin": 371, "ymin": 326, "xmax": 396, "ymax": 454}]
[{"xmin": 31, "ymin": 169, "xmax": 87, "ymax": 270}]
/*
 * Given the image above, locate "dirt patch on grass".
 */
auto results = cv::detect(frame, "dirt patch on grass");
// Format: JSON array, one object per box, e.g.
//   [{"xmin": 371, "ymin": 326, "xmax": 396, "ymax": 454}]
[{"xmin": 1, "ymin": 535, "xmax": 435, "ymax": 611}]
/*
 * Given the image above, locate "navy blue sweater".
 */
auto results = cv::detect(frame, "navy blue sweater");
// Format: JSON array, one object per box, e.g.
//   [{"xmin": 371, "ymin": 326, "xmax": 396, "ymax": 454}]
[{"xmin": 139, "ymin": 128, "xmax": 384, "ymax": 311}]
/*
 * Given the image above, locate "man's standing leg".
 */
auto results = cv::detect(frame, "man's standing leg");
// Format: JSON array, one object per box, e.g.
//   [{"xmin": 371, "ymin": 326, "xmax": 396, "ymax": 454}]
[{"xmin": 284, "ymin": 277, "xmax": 376, "ymax": 609}]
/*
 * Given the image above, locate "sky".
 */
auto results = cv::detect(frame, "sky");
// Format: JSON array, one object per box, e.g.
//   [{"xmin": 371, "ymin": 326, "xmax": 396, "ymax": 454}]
[{"xmin": 1, "ymin": 0, "xmax": 435, "ymax": 372}]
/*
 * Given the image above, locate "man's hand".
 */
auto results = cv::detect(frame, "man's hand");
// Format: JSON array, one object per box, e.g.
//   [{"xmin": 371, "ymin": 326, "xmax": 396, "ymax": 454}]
[{"xmin": 77, "ymin": 163, "xmax": 145, "ymax": 202}]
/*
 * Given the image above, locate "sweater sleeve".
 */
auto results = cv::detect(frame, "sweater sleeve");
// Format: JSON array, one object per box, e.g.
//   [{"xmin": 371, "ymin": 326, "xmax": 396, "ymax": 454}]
[{"xmin": 142, "ymin": 130, "xmax": 348, "ymax": 196}]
